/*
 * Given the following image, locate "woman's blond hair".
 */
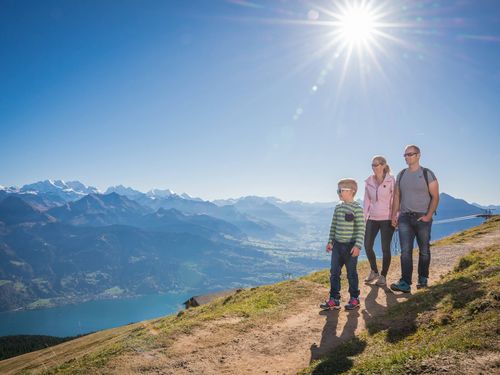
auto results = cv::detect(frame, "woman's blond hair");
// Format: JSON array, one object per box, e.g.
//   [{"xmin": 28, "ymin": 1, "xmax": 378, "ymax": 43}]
[
  {"xmin": 338, "ymin": 178, "xmax": 358, "ymax": 195},
  {"xmin": 372, "ymin": 155, "xmax": 391, "ymax": 176}
]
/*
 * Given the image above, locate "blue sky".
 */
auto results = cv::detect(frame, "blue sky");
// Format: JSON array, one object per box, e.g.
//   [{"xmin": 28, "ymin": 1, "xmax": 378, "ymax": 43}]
[{"xmin": 1, "ymin": 0, "xmax": 499, "ymax": 205}]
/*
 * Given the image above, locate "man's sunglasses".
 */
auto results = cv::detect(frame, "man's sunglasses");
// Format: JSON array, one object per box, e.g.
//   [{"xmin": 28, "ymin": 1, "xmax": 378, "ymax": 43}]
[{"xmin": 403, "ymin": 152, "xmax": 418, "ymax": 157}]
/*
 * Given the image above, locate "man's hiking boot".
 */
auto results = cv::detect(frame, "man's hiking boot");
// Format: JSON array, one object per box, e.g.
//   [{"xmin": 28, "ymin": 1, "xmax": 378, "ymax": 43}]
[
  {"xmin": 345, "ymin": 297, "xmax": 360, "ymax": 310},
  {"xmin": 364, "ymin": 270, "xmax": 379, "ymax": 283},
  {"xmin": 320, "ymin": 298, "xmax": 340, "ymax": 310},
  {"xmin": 390, "ymin": 279, "xmax": 411, "ymax": 293},
  {"xmin": 375, "ymin": 275, "xmax": 386, "ymax": 286},
  {"xmin": 416, "ymin": 277, "xmax": 428, "ymax": 289}
]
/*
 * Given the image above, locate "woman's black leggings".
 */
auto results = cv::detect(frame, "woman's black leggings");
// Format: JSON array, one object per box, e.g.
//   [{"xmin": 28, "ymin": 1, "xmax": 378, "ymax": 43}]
[{"xmin": 364, "ymin": 219, "xmax": 395, "ymax": 277}]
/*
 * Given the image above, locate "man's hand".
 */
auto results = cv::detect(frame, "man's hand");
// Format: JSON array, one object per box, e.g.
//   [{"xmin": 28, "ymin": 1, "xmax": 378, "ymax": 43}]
[
  {"xmin": 326, "ymin": 243, "xmax": 333, "ymax": 253},
  {"xmin": 418, "ymin": 214, "xmax": 432, "ymax": 222},
  {"xmin": 350, "ymin": 246, "xmax": 360, "ymax": 257}
]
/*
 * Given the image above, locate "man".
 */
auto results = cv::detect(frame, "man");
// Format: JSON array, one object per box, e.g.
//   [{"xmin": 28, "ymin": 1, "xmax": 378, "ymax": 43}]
[{"xmin": 390, "ymin": 145, "xmax": 439, "ymax": 292}]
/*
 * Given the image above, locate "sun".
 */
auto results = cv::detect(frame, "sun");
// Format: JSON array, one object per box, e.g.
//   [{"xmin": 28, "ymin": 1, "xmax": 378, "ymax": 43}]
[{"xmin": 337, "ymin": 5, "xmax": 378, "ymax": 46}]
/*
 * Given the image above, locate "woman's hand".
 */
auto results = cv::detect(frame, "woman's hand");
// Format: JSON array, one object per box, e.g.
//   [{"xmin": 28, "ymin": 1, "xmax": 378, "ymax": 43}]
[{"xmin": 391, "ymin": 215, "xmax": 398, "ymax": 228}]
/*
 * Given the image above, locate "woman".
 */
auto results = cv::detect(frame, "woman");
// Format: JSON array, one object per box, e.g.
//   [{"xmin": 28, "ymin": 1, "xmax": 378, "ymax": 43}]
[{"xmin": 363, "ymin": 155, "xmax": 395, "ymax": 286}]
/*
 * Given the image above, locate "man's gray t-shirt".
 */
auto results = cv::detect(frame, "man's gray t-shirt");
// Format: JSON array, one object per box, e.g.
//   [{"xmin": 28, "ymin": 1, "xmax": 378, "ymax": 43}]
[{"xmin": 396, "ymin": 167, "xmax": 437, "ymax": 213}]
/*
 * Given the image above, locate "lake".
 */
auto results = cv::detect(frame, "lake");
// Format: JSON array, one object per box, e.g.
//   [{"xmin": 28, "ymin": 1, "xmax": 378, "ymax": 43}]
[{"xmin": 0, "ymin": 292, "xmax": 193, "ymax": 337}]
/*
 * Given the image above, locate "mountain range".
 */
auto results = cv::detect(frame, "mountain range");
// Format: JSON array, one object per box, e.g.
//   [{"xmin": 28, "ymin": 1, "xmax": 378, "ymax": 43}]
[{"xmin": 0, "ymin": 180, "xmax": 493, "ymax": 312}]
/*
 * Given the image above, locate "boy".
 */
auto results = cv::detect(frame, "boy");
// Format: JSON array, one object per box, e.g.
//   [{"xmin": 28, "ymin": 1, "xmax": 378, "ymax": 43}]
[{"xmin": 321, "ymin": 178, "xmax": 365, "ymax": 310}]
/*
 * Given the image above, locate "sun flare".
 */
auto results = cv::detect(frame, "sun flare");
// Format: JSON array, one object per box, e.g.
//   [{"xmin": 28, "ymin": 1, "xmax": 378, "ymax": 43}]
[
  {"xmin": 331, "ymin": 2, "xmax": 384, "ymax": 51},
  {"xmin": 337, "ymin": 5, "xmax": 377, "ymax": 45}
]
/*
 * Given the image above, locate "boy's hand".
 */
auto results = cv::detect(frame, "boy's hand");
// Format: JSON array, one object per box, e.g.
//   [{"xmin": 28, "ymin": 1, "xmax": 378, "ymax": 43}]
[
  {"xmin": 326, "ymin": 243, "xmax": 333, "ymax": 253},
  {"xmin": 350, "ymin": 246, "xmax": 360, "ymax": 257}
]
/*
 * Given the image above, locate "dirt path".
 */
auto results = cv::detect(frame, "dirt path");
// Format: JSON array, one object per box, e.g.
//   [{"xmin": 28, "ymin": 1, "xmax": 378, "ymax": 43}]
[{"xmin": 101, "ymin": 226, "xmax": 500, "ymax": 375}]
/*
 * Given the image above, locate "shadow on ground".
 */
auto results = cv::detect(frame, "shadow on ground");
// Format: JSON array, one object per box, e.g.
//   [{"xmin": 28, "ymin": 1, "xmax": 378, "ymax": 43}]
[
  {"xmin": 306, "ymin": 271, "xmax": 484, "ymax": 374},
  {"xmin": 309, "ymin": 308, "xmax": 365, "ymax": 374}
]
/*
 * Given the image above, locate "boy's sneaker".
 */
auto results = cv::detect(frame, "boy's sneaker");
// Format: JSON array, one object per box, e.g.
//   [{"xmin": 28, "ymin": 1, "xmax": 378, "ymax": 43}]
[
  {"xmin": 390, "ymin": 279, "xmax": 411, "ymax": 293},
  {"xmin": 345, "ymin": 297, "xmax": 360, "ymax": 310},
  {"xmin": 375, "ymin": 275, "xmax": 386, "ymax": 286},
  {"xmin": 416, "ymin": 277, "xmax": 428, "ymax": 289},
  {"xmin": 320, "ymin": 298, "xmax": 341, "ymax": 310},
  {"xmin": 364, "ymin": 270, "xmax": 379, "ymax": 283}
]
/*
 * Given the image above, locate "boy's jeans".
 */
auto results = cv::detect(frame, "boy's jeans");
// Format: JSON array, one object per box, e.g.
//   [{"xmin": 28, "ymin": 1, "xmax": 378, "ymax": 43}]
[
  {"xmin": 398, "ymin": 212, "xmax": 432, "ymax": 285},
  {"xmin": 329, "ymin": 241, "xmax": 359, "ymax": 299}
]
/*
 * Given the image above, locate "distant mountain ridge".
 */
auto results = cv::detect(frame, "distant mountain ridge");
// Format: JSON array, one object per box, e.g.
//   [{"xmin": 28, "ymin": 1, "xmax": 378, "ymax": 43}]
[
  {"xmin": 436, "ymin": 193, "xmax": 484, "ymax": 219},
  {"xmin": 20, "ymin": 179, "xmax": 99, "ymax": 198},
  {"xmin": 47, "ymin": 193, "xmax": 151, "ymax": 226},
  {"xmin": 0, "ymin": 196, "xmax": 54, "ymax": 225},
  {"xmin": 0, "ymin": 181, "xmax": 309, "ymax": 311},
  {"xmin": 1, "ymin": 180, "xmax": 100, "ymax": 210}
]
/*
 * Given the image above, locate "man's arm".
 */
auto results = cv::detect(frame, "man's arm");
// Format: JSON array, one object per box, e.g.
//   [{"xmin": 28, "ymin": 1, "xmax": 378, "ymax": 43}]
[{"xmin": 419, "ymin": 180, "xmax": 439, "ymax": 222}]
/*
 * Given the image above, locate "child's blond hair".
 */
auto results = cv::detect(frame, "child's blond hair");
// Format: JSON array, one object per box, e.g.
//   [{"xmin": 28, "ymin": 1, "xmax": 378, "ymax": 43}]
[{"xmin": 338, "ymin": 178, "xmax": 358, "ymax": 196}]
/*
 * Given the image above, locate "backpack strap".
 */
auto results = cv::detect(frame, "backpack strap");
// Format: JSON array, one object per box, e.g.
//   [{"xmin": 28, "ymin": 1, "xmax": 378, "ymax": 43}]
[
  {"xmin": 422, "ymin": 168, "xmax": 431, "ymax": 199},
  {"xmin": 397, "ymin": 168, "xmax": 406, "ymax": 202},
  {"xmin": 422, "ymin": 167, "xmax": 437, "ymax": 215}
]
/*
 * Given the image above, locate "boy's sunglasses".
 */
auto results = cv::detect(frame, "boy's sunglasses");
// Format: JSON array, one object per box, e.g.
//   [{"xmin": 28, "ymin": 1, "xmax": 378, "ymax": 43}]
[
  {"xmin": 403, "ymin": 152, "xmax": 418, "ymax": 157},
  {"xmin": 337, "ymin": 188, "xmax": 352, "ymax": 194}
]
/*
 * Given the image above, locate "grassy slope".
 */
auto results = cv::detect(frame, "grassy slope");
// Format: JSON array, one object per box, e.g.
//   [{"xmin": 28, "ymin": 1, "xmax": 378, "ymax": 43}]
[
  {"xmin": 0, "ymin": 336, "xmax": 74, "ymax": 361},
  {"xmin": 299, "ymin": 216, "xmax": 500, "ymax": 375},
  {"xmin": 2, "ymin": 279, "xmax": 323, "ymax": 374},
  {"xmin": 1, "ymin": 217, "xmax": 498, "ymax": 374}
]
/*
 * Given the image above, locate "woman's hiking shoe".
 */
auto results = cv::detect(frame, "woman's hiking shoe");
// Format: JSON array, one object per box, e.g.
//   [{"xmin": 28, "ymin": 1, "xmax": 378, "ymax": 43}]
[
  {"xmin": 364, "ymin": 270, "xmax": 379, "ymax": 283},
  {"xmin": 416, "ymin": 277, "xmax": 428, "ymax": 289},
  {"xmin": 320, "ymin": 298, "xmax": 340, "ymax": 310},
  {"xmin": 390, "ymin": 279, "xmax": 411, "ymax": 293},
  {"xmin": 375, "ymin": 275, "xmax": 386, "ymax": 286},
  {"xmin": 345, "ymin": 297, "xmax": 360, "ymax": 310}
]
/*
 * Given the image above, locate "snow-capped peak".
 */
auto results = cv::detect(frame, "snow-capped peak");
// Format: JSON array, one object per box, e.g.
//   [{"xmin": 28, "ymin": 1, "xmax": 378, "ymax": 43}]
[
  {"xmin": 17, "ymin": 180, "xmax": 100, "ymax": 202},
  {"xmin": 50, "ymin": 179, "xmax": 69, "ymax": 190},
  {"xmin": 105, "ymin": 185, "xmax": 144, "ymax": 197},
  {"xmin": 146, "ymin": 188, "xmax": 175, "ymax": 198},
  {"xmin": 66, "ymin": 181, "xmax": 100, "ymax": 194}
]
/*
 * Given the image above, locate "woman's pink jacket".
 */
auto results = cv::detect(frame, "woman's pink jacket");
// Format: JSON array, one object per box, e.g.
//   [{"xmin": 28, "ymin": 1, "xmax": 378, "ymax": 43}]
[{"xmin": 363, "ymin": 174, "xmax": 396, "ymax": 221}]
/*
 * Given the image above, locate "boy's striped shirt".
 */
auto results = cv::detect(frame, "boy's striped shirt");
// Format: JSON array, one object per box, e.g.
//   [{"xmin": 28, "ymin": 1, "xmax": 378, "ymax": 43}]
[{"xmin": 328, "ymin": 201, "xmax": 365, "ymax": 249}]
